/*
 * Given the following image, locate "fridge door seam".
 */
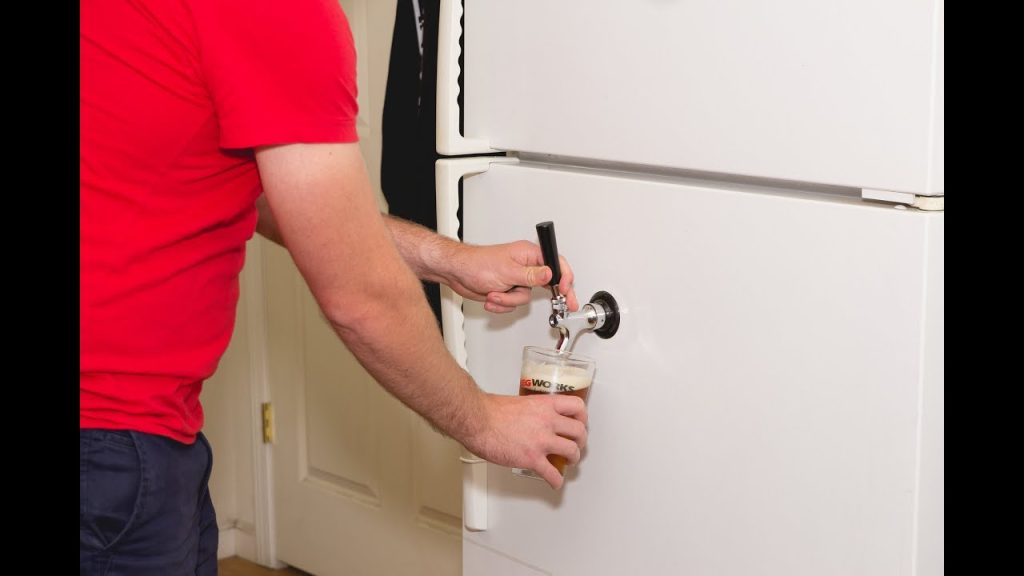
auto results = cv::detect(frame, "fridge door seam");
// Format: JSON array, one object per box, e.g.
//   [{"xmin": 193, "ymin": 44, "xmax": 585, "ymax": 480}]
[{"xmin": 862, "ymin": 188, "xmax": 945, "ymax": 211}]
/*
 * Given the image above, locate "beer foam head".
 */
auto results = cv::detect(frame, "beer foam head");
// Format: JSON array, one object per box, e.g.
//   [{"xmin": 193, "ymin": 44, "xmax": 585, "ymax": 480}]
[{"xmin": 520, "ymin": 361, "xmax": 593, "ymax": 393}]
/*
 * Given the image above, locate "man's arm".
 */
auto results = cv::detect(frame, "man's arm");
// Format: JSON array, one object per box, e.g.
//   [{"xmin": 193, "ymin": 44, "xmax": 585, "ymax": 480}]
[
  {"xmin": 382, "ymin": 215, "xmax": 580, "ymax": 313},
  {"xmin": 255, "ymin": 193, "xmax": 284, "ymax": 246},
  {"xmin": 255, "ymin": 143, "xmax": 587, "ymax": 488},
  {"xmin": 258, "ymin": 195, "xmax": 579, "ymax": 313}
]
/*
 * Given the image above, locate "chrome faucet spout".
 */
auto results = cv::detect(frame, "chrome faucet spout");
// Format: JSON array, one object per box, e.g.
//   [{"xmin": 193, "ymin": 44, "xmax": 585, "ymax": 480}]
[{"xmin": 535, "ymin": 221, "xmax": 621, "ymax": 352}]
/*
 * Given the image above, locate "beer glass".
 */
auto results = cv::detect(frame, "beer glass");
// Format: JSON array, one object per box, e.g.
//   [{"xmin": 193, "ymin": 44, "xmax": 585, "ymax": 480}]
[{"xmin": 512, "ymin": 346, "xmax": 596, "ymax": 479}]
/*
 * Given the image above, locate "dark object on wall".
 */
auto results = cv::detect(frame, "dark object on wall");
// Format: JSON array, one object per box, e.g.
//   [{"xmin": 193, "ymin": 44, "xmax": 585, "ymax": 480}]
[{"xmin": 382, "ymin": 0, "xmax": 443, "ymax": 324}]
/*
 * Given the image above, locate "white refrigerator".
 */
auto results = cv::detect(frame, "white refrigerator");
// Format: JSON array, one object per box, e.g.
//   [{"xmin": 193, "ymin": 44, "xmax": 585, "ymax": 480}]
[{"xmin": 434, "ymin": 1, "xmax": 943, "ymax": 575}]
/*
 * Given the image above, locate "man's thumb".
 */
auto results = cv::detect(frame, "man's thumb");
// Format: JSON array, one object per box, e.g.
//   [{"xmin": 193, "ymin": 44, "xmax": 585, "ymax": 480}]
[{"xmin": 523, "ymin": 265, "xmax": 552, "ymax": 287}]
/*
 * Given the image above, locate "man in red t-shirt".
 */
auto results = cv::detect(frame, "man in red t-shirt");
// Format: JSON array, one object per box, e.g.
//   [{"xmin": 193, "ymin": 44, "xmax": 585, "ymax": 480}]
[{"xmin": 81, "ymin": 1, "xmax": 586, "ymax": 573}]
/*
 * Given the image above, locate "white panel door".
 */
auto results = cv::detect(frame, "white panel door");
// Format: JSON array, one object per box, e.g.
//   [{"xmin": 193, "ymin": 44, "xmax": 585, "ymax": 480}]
[
  {"xmin": 458, "ymin": 162, "xmax": 943, "ymax": 575},
  {"xmin": 268, "ymin": 1, "xmax": 462, "ymax": 574},
  {"xmin": 461, "ymin": 0, "xmax": 943, "ymax": 195}
]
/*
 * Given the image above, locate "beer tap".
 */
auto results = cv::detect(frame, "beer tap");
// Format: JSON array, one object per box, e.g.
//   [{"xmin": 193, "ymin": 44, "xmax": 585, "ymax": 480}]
[{"xmin": 536, "ymin": 221, "xmax": 621, "ymax": 353}]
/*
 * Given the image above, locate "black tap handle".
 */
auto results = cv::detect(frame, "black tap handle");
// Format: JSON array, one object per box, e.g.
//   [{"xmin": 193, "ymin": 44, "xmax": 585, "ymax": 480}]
[{"xmin": 535, "ymin": 221, "xmax": 562, "ymax": 288}]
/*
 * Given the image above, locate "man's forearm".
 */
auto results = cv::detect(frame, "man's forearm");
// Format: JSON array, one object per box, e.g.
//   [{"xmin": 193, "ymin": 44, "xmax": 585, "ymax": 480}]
[
  {"xmin": 260, "ymin": 197, "xmax": 457, "ymax": 280},
  {"xmin": 383, "ymin": 214, "xmax": 459, "ymax": 284},
  {"xmin": 330, "ymin": 284, "xmax": 487, "ymax": 442}
]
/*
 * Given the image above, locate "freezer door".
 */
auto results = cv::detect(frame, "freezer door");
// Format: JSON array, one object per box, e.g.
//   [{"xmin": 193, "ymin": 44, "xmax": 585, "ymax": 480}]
[
  {"xmin": 456, "ymin": 162, "xmax": 943, "ymax": 575},
  {"xmin": 454, "ymin": 0, "xmax": 943, "ymax": 195}
]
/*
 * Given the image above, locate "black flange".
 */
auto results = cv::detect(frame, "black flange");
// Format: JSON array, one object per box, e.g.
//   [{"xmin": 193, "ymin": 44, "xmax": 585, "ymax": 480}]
[{"xmin": 590, "ymin": 291, "xmax": 620, "ymax": 339}]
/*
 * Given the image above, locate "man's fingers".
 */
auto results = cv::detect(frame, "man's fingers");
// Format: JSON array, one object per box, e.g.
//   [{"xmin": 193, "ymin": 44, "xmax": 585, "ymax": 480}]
[
  {"xmin": 556, "ymin": 255, "xmax": 579, "ymax": 311},
  {"xmin": 548, "ymin": 435, "xmax": 583, "ymax": 466},
  {"xmin": 483, "ymin": 301, "xmax": 515, "ymax": 314},
  {"xmin": 530, "ymin": 429, "xmax": 583, "ymax": 489},
  {"xmin": 553, "ymin": 417, "xmax": 588, "ymax": 450},
  {"xmin": 552, "ymin": 395, "xmax": 588, "ymax": 426},
  {"xmin": 534, "ymin": 459, "xmax": 565, "ymax": 490},
  {"xmin": 486, "ymin": 286, "xmax": 532, "ymax": 311}
]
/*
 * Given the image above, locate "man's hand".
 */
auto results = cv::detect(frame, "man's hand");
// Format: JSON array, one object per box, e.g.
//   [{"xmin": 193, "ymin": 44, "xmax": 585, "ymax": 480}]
[
  {"xmin": 383, "ymin": 216, "xmax": 580, "ymax": 314},
  {"xmin": 448, "ymin": 241, "xmax": 580, "ymax": 314},
  {"xmin": 463, "ymin": 393, "xmax": 589, "ymax": 490}
]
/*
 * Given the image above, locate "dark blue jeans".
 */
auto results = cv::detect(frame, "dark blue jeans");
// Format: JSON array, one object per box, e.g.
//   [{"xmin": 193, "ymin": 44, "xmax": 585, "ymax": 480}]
[{"xmin": 80, "ymin": 429, "xmax": 218, "ymax": 575}]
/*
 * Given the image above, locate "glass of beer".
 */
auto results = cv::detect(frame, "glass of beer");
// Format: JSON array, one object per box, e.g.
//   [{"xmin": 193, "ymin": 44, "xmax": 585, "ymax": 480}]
[{"xmin": 512, "ymin": 346, "xmax": 596, "ymax": 479}]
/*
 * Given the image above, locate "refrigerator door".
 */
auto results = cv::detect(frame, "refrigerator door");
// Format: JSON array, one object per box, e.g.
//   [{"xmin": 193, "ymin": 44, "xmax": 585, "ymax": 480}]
[
  {"xmin": 449, "ymin": 0, "xmax": 943, "ymax": 195},
  {"xmin": 448, "ymin": 161, "xmax": 943, "ymax": 575}
]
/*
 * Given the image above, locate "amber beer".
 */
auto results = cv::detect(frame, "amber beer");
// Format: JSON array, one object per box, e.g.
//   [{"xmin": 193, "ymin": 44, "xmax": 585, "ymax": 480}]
[{"xmin": 516, "ymin": 347, "xmax": 596, "ymax": 477}]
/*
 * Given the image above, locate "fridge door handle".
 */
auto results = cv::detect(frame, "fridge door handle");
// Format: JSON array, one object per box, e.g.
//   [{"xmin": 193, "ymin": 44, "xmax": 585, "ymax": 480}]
[
  {"xmin": 437, "ymin": 0, "xmax": 496, "ymax": 155},
  {"xmin": 436, "ymin": 156, "xmax": 519, "ymax": 532}
]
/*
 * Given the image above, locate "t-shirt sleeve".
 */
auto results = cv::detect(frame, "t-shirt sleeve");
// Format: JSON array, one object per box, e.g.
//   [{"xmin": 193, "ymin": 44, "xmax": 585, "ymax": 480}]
[{"xmin": 191, "ymin": 0, "xmax": 359, "ymax": 148}]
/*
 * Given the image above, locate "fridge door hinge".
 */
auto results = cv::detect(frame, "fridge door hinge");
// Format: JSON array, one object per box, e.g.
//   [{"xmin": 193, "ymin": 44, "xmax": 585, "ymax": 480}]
[
  {"xmin": 861, "ymin": 189, "xmax": 944, "ymax": 211},
  {"xmin": 261, "ymin": 402, "xmax": 274, "ymax": 444}
]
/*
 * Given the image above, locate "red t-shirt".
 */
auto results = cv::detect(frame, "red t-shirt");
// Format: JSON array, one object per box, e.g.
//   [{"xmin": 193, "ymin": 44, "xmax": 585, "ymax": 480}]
[{"xmin": 80, "ymin": 0, "xmax": 359, "ymax": 443}]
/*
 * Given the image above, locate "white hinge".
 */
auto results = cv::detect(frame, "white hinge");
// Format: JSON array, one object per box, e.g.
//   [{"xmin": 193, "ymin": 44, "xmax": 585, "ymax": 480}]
[
  {"xmin": 261, "ymin": 402, "xmax": 274, "ymax": 444},
  {"xmin": 861, "ymin": 189, "xmax": 944, "ymax": 211}
]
